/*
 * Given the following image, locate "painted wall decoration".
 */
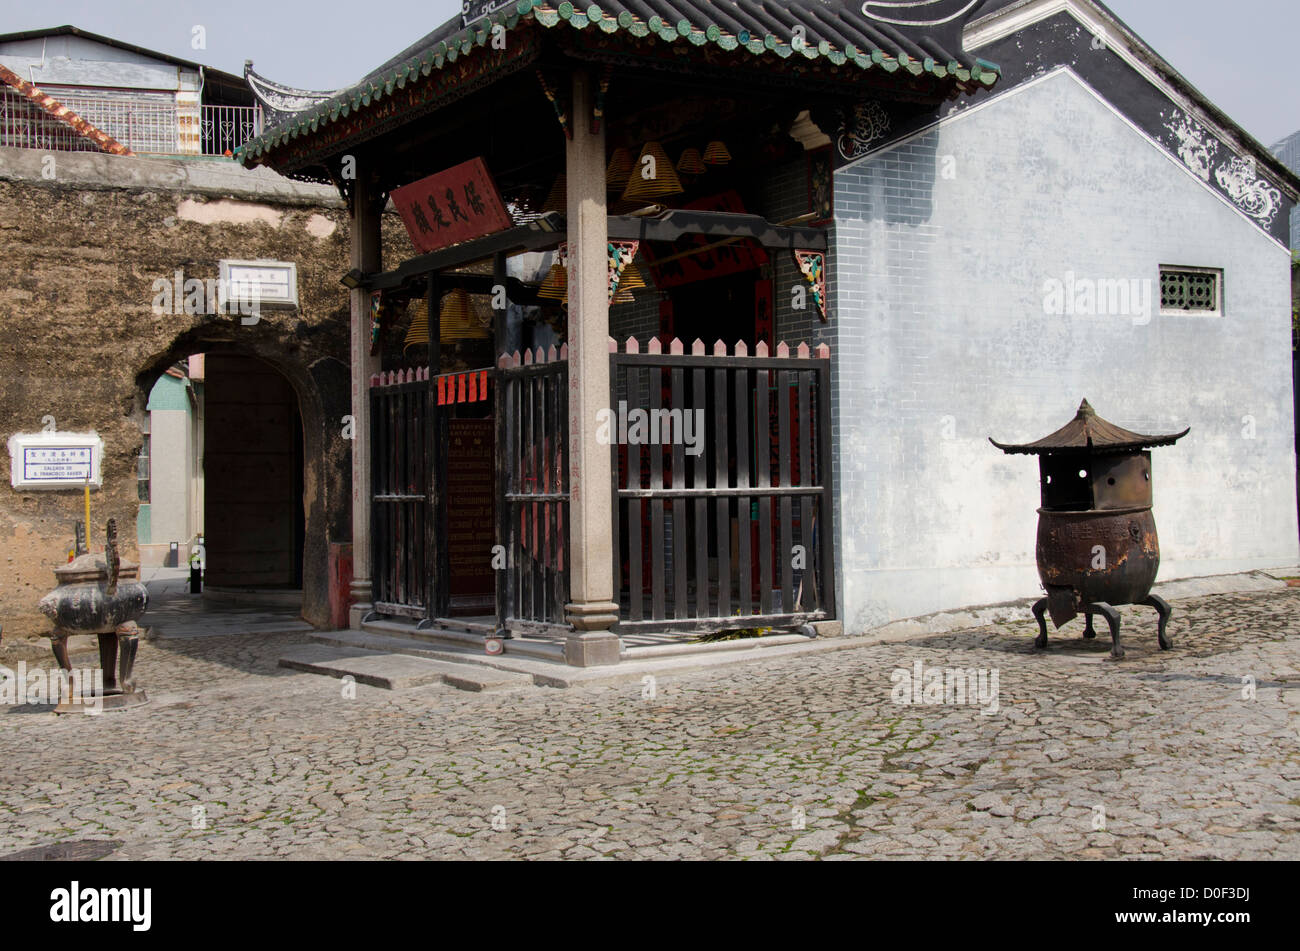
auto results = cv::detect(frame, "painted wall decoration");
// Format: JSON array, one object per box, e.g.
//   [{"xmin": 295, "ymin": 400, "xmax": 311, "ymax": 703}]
[
  {"xmin": 1163, "ymin": 111, "xmax": 1217, "ymax": 182},
  {"xmin": 837, "ymin": 101, "xmax": 892, "ymax": 161},
  {"xmin": 608, "ymin": 241, "xmax": 639, "ymax": 299},
  {"xmin": 1164, "ymin": 109, "xmax": 1282, "ymax": 227},
  {"xmin": 793, "ymin": 250, "xmax": 828, "ymax": 322},
  {"xmin": 1214, "ymin": 156, "xmax": 1283, "ymax": 227}
]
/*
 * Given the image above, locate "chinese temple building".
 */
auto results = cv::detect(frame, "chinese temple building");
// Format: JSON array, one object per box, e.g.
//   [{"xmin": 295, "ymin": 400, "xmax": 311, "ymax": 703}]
[{"xmin": 239, "ymin": 0, "xmax": 1299, "ymax": 664}]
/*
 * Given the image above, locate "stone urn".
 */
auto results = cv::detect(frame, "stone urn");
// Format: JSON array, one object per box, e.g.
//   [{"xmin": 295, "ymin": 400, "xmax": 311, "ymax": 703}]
[
  {"xmin": 991, "ymin": 400, "xmax": 1189, "ymax": 659},
  {"xmin": 38, "ymin": 518, "xmax": 148, "ymax": 711}
]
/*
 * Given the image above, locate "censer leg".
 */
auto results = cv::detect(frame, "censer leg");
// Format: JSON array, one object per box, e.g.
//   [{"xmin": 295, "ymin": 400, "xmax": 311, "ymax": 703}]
[
  {"xmin": 1031, "ymin": 598, "xmax": 1050, "ymax": 649},
  {"xmin": 50, "ymin": 630, "xmax": 73, "ymax": 672},
  {"xmin": 97, "ymin": 633, "xmax": 121, "ymax": 695},
  {"xmin": 1082, "ymin": 615, "xmax": 1097, "ymax": 640},
  {"xmin": 116, "ymin": 623, "xmax": 141, "ymax": 694},
  {"xmin": 1090, "ymin": 602, "xmax": 1124, "ymax": 659},
  {"xmin": 1141, "ymin": 594, "xmax": 1173, "ymax": 650}
]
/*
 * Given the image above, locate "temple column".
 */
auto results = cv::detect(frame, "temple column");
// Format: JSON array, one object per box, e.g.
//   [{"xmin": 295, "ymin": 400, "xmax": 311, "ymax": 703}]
[
  {"xmin": 348, "ymin": 169, "xmax": 382, "ymax": 628},
  {"xmin": 563, "ymin": 68, "xmax": 620, "ymax": 666}
]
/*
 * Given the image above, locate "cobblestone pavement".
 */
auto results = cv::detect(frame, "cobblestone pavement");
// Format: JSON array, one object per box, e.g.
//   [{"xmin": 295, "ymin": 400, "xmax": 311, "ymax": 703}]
[{"xmin": 2, "ymin": 588, "xmax": 1298, "ymax": 860}]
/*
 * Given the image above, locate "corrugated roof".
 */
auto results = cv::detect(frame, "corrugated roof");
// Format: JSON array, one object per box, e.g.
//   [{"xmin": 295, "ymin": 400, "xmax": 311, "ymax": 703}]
[
  {"xmin": 238, "ymin": 0, "xmax": 999, "ymax": 165},
  {"xmin": 991, "ymin": 400, "xmax": 1189, "ymax": 455}
]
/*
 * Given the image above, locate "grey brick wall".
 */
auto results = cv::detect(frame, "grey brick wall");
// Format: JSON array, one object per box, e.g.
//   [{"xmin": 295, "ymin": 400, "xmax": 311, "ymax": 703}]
[{"xmin": 830, "ymin": 70, "xmax": 1299, "ymax": 634}]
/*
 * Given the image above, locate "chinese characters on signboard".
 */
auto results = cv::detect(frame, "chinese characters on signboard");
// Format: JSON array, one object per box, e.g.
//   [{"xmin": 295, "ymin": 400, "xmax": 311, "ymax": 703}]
[
  {"xmin": 24, "ymin": 446, "xmax": 93, "ymax": 483},
  {"xmin": 391, "ymin": 158, "xmax": 513, "ymax": 255}
]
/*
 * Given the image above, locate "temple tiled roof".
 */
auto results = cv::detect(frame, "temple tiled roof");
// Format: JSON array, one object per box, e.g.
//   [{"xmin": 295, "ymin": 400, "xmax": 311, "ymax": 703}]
[{"xmin": 238, "ymin": 0, "xmax": 999, "ymax": 166}]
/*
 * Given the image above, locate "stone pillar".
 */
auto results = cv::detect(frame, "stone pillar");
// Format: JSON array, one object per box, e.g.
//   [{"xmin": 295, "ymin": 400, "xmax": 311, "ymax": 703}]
[
  {"xmin": 563, "ymin": 69, "xmax": 620, "ymax": 666},
  {"xmin": 348, "ymin": 170, "xmax": 382, "ymax": 628}
]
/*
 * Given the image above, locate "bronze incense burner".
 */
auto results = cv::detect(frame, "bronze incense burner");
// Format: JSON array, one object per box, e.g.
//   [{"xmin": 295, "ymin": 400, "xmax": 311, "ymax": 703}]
[
  {"xmin": 38, "ymin": 518, "xmax": 148, "ymax": 711},
  {"xmin": 992, "ymin": 400, "xmax": 1188, "ymax": 659}
]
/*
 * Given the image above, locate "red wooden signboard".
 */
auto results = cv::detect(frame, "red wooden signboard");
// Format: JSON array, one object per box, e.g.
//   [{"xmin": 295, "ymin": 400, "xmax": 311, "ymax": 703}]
[{"xmin": 391, "ymin": 157, "xmax": 513, "ymax": 254}]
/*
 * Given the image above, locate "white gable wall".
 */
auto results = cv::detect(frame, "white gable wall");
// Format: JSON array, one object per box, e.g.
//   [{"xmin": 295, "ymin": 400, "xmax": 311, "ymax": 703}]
[{"xmin": 831, "ymin": 68, "xmax": 1298, "ymax": 634}]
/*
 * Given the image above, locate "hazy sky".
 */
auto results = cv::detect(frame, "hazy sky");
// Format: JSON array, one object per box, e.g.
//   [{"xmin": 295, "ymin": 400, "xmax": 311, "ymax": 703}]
[{"xmin": 1, "ymin": 0, "xmax": 1296, "ymax": 147}]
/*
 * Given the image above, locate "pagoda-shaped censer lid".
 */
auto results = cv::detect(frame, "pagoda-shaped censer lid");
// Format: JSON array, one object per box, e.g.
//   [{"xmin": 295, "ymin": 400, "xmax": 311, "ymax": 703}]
[{"xmin": 990, "ymin": 399, "xmax": 1189, "ymax": 456}]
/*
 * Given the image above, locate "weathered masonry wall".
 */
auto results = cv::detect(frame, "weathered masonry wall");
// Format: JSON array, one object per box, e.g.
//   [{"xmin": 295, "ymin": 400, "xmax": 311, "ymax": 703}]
[
  {"xmin": 831, "ymin": 70, "xmax": 1300, "ymax": 634},
  {"xmin": 0, "ymin": 147, "xmax": 410, "ymax": 638}
]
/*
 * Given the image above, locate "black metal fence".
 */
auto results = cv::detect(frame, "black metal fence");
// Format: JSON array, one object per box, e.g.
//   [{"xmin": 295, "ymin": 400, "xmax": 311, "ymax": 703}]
[
  {"xmin": 369, "ymin": 369, "xmax": 432, "ymax": 618},
  {"xmin": 496, "ymin": 347, "xmax": 571, "ymax": 633},
  {"xmin": 610, "ymin": 337, "xmax": 835, "ymax": 634}
]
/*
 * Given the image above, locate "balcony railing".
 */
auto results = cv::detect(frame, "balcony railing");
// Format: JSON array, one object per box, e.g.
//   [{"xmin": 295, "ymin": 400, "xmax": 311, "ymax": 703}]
[{"xmin": 0, "ymin": 89, "xmax": 263, "ymax": 157}]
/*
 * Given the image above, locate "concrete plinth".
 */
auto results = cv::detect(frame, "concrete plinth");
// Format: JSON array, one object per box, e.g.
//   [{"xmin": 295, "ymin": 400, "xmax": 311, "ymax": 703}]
[{"xmin": 564, "ymin": 630, "xmax": 622, "ymax": 667}]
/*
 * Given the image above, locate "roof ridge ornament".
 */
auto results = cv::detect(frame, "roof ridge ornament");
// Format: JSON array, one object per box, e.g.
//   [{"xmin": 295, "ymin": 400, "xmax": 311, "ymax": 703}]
[{"xmin": 860, "ymin": 1, "xmax": 983, "ymax": 27}]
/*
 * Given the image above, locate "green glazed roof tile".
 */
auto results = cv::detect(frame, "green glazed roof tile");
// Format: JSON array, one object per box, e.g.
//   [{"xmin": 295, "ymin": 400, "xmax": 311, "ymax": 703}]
[{"xmin": 240, "ymin": 2, "xmax": 1001, "ymax": 165}]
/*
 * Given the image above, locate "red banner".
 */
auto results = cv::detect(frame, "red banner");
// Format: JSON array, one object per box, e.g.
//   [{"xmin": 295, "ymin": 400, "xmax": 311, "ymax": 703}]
[
  {"xmin": 391, "ymin": 157, "xmax": 512, "ymax": 254},
  {"xmin": 642, "ymin": 191, "xmax": 769, "ymax": 288}
]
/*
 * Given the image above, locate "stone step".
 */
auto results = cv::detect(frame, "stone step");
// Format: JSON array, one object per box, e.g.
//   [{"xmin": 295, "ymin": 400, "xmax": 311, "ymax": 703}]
[
  {"xmin": 359, "ymin": 618, "xmax": 566, "ymax": 661},
  {"xmin": 278, "ymin": 643, "xmax": 533, "ymax": 692}
]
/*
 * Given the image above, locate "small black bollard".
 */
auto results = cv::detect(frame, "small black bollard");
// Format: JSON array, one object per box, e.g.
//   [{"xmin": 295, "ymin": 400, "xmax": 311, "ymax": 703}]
[{"xmin": 189, "ymin": 562, "xmax": 202, "ymax": 594}]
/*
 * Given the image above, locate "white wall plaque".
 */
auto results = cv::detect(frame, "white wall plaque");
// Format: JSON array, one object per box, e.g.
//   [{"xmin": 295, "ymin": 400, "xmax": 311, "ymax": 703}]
[
  {"xmin": 7, "ymin": 431, "xmax": 104, "ymax": 489},
  {"xmin": 219, "ymin": 259, "xmax": 299, "ymax": 308}
]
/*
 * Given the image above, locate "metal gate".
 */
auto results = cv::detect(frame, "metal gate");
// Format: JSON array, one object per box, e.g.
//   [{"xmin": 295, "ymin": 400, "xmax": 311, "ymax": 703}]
[
  {"xmin": 369, "ymin": 369, "xmax": 432, "ymax": 618},
  {"xmin": 495, "ymin": 346, "xmax": 570, "ymax": 634},
  {"xmin": 610, "ymin": 337, "xmax": 835, "ymax": 634}
]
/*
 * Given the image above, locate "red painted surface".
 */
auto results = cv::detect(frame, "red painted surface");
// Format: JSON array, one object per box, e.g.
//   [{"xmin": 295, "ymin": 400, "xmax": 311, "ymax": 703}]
[
  {"xmin": 329, "ymin": 542, "xmax": 353, "ymax": 629},
  {"xmin": 391, "ymin": 157, "xmax": 512, "ymax": 254}
]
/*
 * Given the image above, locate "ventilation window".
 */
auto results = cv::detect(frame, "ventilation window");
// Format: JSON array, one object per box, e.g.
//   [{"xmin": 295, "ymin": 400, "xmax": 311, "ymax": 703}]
[{"xmin": 1160, "ymin": 266, "xmax": 1221, "ymax": 315}]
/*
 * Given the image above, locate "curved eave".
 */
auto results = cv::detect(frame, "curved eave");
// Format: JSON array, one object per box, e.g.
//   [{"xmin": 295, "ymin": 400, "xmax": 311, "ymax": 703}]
[
  {"xmin": 236, "ymin": 0, "xmax": 1000, "ymax": 170},
  {"xmin": 989, "ymin": 429, "xmax": 1191, "ymax": 456}
]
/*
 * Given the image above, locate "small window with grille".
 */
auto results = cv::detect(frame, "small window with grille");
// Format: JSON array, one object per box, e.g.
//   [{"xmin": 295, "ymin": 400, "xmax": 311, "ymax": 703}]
[{"xmin": 1160, "ymin": 266, "xmax": 1222, "ymax": 316}]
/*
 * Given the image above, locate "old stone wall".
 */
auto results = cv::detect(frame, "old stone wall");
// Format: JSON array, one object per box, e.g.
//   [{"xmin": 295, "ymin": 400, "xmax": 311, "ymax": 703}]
[{"xmin": 0, "ymin": 146, "xmax": 409, "ymax": 638}]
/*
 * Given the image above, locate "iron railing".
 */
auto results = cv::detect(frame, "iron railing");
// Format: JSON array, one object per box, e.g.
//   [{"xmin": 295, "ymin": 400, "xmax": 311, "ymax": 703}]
[{"xmin": 0, "ymin": 88, "xmax": 263, "ymax": 156}]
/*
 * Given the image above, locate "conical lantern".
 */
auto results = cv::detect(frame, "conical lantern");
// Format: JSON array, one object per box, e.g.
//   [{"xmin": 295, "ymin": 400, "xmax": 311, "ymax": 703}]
[
  {"xmin": 676, "ymin": 146, "xmax": 706, "ymax": 175},
  {"xmin": 619, "ymin": 259, "xmax": 647, "ymax": 291},
  {"xmin": 605, "ymin": 147, "xmax": 633, "ymax": 191},
  {"xmin": 402, "ymin": 295, "xmax": 429, "ymax": 352},
  {"xmin": 441, "ymin": 289, "xmax": 492, "ymax": 341},
  {"xmin": 541, "ymin": 173, "xmax": 567, "ymax": 213},
  {"xmin": 538, "ymin": 261, "xmax": 567, "ymax": 301},
  {"xmin": 702, "ymin": 140, "xmax": 732, "ymax": 165},
  {"xmin": 621, "ymin": 141, "xmax": 683, "ymax": 202}
]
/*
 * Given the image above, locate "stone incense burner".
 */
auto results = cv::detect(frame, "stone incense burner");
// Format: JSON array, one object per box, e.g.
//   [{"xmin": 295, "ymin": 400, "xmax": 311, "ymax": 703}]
[{"xmin": 38, "ymin": 518, "xmax": 148, "ymax": 711}]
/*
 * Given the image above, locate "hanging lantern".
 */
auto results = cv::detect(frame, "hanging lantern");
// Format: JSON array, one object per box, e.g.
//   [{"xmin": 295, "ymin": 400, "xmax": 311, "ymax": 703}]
[
  {"xmin": 402, "ymin": 295, "xmax": 429, "ymax": 352},
  {"xmin": 621, "ymin": 141, "xmax": 683, "ymax": 202},
  {"xmin": 538, "ymin": 261, "xmax": 567, "ymax": 301},
  {"xmin": 620, "ymin": 259, "xmax": 647, "ymax": 292},
  {"xmin": 676, "ymin": 146, "xmax": 706, "ymax": 175},
  {"xmin": 541, "ymin": 173, "xmax": 566, "ymax": 213},
  {"xmin": 436, "ymin": 288, "xmax": 490, "ymax": 340},
  {"xmin": 702, "ymin": 140, "xmax": 732, "ymax": 165},
  {"xmin": 605, "ymin": 147, "xmax": 633, "ymax": 191}
]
